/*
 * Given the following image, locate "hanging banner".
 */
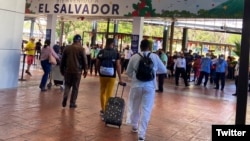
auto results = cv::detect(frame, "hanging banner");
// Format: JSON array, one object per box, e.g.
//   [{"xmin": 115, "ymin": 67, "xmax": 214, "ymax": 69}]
[{"xmin": 25, "ymin": 0, "xmax": 243, "ymax": 18}]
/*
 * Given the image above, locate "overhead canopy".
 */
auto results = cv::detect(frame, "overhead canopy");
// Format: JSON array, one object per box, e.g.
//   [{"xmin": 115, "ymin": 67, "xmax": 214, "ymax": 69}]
[{"xmin": 24, "ymin": 0, "xmax": 243, "ymax": 33}]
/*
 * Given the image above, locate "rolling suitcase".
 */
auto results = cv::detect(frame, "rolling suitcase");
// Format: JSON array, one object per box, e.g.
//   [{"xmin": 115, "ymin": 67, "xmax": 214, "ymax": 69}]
[{"xmin": 104, "ymin": 82, "xmax": 126, "ymax": 128}]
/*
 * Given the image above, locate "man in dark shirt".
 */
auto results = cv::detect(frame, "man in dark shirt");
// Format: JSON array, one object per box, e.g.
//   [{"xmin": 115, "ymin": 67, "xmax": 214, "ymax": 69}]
[
  {"xmin": 96, "ymin": 38, "xmax": 123, "ymax": 120},
  {"xmin": 35, "ymin": 39, "xmax": 42, "ymax": 59},
  {"xmin": 60, "ymin": 34, "xmax": 88, "ymax": 108}
]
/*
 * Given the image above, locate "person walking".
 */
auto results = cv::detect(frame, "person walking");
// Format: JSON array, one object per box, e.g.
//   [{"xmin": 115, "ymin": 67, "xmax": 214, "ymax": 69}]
[
  {"xmin": 39, "ymin": 39, "xmax": 60, "ymax": 91},
  {"xmin": 214, "ymin": 54, "xmax": 228, "ymax": 91},
  {"xmin": 24, "ymin": 37, "xmax": 36, "ymax": 76},
  {"xmin": 96, "ymin": 38, "xmax": 123, "ymax": 119},
  {"xmin": 232, "ymin": 58, "xmax": 240, "ymax": 96},
  {"xmin": 35, "ymin": 39, "xmax": 42, "ymax": 59},
  {"xmin": 89, "ymin": 45, "xmax": 99, "ymax": 76},
  {"xmin": 122, "ymin": 45, "xmax": 133, "ymax": 73},
  {"xmin": 196, "ymin": 53, "xmax": 212, "ymax": 87},
  {"xmin": 125, "ymin": 39, "xmax": 166, "ymax": 141},
  {"xmin": 174, "ymin": 53, "xmax": 189, "ymax": 86},
  {"xmin": 60, "ymin": 34, "xmax": 88, "ymax": 108},
  {"xmin": 156, "ymin": 49, "xmax": 168, "ymax": 93}
]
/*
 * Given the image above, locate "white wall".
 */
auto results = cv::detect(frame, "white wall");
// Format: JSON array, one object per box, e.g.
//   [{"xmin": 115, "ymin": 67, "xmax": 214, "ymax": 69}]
[{"xmin": 0, "ymin": 0, "xmax": 25, "ymax": 89}]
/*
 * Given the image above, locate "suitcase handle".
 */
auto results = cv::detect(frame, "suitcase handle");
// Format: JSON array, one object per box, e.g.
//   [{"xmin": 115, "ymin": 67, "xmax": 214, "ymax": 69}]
[{"xmin": 115, "ymin": 82, "xmax": 126, "ymax": 98}]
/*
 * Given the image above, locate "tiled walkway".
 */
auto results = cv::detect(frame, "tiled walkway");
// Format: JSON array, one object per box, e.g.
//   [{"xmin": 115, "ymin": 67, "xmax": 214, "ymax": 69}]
[{"xmin": 0, "ymin": 64, "xmax": 250, "ymax": 141}]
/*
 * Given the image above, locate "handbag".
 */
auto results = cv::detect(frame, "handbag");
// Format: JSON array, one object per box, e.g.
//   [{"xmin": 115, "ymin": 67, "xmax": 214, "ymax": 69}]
[{"xmin": 49, "ymin": 54, "xmax": 57, "ymax": 65}]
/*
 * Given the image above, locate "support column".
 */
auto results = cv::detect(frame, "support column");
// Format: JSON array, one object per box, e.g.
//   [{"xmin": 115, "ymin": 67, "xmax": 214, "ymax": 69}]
[
  {"xmin": 162, "ymin": 25, "xmax": 169, "ymax": 52},
  {"xmin": 0, "ymin": 0, "xmax": 26, "ymax": 89},
  {"xmin": 30, "ymin": 18, "xmax": 35, "ymax": 37},
  {"xmin": 131, "ymin": 17, "xmax": 144, "ymax": 53},
  {"xmin": 182, "ymin": 28, "xmax": 188, "ymax": 51},
  {"xmin": 91, "ymin": 21, "xmax": 97, "ymax": 46},
  {"xmin": 169, "ymin": 21, "xmax": 175, "ymax": 55},
  {"xmin": 235, "ymin": 0, "xmax": 250, "ymax": 125},
  {"xmin": 106, "ymin": 18, "xmax": 110, "ymax": 39},
  {"xmin": 59, "ymin": 20, "xmax": 64, "ymax": 46},
  {"xmin": 113, "ymin": 20, "xmax": 119, "ymax": 48},
  {"xmin": 46, "ymin": 14, "xmax": 57, "ymax": 45}
]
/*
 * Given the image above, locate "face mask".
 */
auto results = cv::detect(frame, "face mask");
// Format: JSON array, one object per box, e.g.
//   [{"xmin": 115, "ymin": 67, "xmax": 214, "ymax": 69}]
[
  {"xmin": 207, "ymin": 56, "xmax": 210, "ymax": 59},
  {"xmin": 220, "ymin": 57, "xmax": 224, "ymax": 59}
]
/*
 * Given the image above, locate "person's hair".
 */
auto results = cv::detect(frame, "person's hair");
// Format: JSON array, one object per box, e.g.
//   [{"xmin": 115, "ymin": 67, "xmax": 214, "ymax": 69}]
[
  {"xmin": 105, "ymin": 38, "xmax": 114, "ymax": 48},
  {"xmin": 43, "ymin": 39, "xmax": 51, "ymax": 48},
  {"xmin": 140, "ymin": 39, "xmax": 150, "ymax": 51}
]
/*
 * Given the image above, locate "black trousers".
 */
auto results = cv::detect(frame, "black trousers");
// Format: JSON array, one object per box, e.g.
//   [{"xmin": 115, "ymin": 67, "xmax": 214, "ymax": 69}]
[
  {"xmin": 215, "ymin": 72, "xmax": 226, "ymax": 90},
  {"xmin": 122, "ymin": 59, "xmax": 129, "ymax": 73},
  {"xmin": 87, "ymin": 55, "xmax": 91, "ymax": 69},
  {"xmin": 175, "ymin": 68, "xmax": 188, "ymax": 86},
  {"xmin": 90, "ymin": 59, "xmax": 97, "ymax": 75},
  {"xmin": 186, "ymin": 64, "xmax": 192, "ymax": 81},
  {"xmin": 197, "ymin": 71, "xmax": 209, "ymax": 86},
  {"xmin": 158, "ymin": 74, "xmax": 166, "ymax": 91}
]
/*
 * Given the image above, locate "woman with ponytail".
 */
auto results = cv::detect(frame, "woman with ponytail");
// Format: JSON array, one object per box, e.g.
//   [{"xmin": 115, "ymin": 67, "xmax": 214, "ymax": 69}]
[{"xmin": 39, "ymin": 39, "xmax": 60, "ymax": 91}]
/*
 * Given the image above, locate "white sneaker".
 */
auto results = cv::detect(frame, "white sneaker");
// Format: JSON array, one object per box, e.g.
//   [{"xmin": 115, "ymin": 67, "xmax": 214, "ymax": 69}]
[{"xmin": 60, "ymin": 85, "xmax": 64, "ymax": 90}]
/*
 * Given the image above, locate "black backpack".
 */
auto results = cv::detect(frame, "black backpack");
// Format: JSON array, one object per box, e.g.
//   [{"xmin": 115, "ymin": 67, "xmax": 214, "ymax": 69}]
[{"xmin": 136, "ymin": 53, "xmax": 154, "ymax": 81}]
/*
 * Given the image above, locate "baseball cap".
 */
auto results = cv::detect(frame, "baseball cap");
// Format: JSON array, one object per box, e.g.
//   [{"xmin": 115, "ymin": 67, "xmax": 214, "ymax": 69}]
[{"xmin": 73, "ymin": 34, "xmax": 82, "ymax": 42}]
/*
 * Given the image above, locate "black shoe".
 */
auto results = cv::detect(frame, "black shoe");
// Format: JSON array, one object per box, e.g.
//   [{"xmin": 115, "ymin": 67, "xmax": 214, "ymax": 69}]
[
  {"xmin": 155, "ymin": 90, "xmax": 163, "ymax": 93},
  {"xmin": 185, "ymin": 84, "xmax": 190, "ymax": 87},
  {"xmin": 25, "ymin": 70, "xmax": 32, "ymax": 76},
  {"xmin": 41, "ymin": 89, "xmax": 47, "ymax": 92},
  {"xmin": 62, "ymin": 98, "xmax": 67, "ymax": 107},
  {"xmin": 232, "ymin": 93, "xmax": 237, "ymax": 96},
  {"xmin": 69, "ymin": 104, "xmax": 77, "ymax": 108},
  {"xmin": 214, "ymin": 87, "xmax": 219, "ymax": 90}
]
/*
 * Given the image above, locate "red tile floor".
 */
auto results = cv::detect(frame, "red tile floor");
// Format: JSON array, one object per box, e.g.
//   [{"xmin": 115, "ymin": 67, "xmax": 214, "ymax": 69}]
[{"xmin": 0, "ymin": 62, "xmax": 250, "ymax": 141}]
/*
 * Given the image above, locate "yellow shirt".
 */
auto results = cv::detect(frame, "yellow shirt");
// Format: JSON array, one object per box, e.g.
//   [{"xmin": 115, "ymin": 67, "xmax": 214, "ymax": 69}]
[{"xmin": 25, "ymin": 41, "xmax": 36, "ymax": 55}]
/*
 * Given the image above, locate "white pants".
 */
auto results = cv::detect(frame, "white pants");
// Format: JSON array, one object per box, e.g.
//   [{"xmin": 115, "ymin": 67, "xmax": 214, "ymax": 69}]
[{"xmin": 126, "ymin": 87, "xmax": 155, "ymax": 138}]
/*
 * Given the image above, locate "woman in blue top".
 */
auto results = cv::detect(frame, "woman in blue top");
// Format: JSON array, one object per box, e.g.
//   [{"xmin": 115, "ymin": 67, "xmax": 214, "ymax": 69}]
[{"xmin": 214, "ymin": 55, "xmax": 228, "ymax": 91}]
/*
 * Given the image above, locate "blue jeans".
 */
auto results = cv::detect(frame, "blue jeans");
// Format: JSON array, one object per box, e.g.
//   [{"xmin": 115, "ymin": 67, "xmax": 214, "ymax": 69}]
[{"xmin": 39, "ymin": 60, "xmax": 51, "ymax": 89}]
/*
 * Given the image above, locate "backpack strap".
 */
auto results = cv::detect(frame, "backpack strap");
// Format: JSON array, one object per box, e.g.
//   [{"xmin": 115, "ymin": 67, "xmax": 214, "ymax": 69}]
[{"xmin": 137, "ymin": 52, "xmax": 151, "ymax": 58}]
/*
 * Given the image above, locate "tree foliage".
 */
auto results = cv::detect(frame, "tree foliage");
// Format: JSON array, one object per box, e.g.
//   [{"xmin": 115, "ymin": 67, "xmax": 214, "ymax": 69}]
[{"xmin": 233, "ymin": 41, "xmax": 241, "ymax": 57}]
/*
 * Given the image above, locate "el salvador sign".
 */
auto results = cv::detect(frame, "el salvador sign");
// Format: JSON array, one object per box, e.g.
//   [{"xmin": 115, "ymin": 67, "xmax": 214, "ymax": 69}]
[{"xmin": 25, "ymin": 0, "xmax": 243, "ymax": 18}]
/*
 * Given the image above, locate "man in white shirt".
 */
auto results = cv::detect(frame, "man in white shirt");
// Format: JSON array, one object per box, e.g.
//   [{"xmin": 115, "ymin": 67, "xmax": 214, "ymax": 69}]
[
  {"xmin": 125, "ymin": 39, "xmax": 166, "ymax": 141},
  {"xmin": 84, "ymin": 42, "xmax": 91, "ymax": 69},
  {"xmin": 174, "ymin": 53, "xmax": 189, "ymax": 86},
  {"xmin": 122, "ymin": 45, "xmax": 133, "ymax": 73}
]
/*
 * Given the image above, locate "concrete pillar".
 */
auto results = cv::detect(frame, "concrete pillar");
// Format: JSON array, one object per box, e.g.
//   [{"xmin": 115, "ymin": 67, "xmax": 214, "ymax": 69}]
[
  {"xmin": 30, "ymin": 18, "xmax": 35, "ymax": 37},
  {"xmin": 59, "ymin": 20, "xmax": 64, "ymax": 46},
  {"xmin": 182, "ymin": 28, "xmax": 188, "ymax": 51},
  {"xmin": 169, "ymin": 21, "xmax": 175, "ymax": 55},
  {"xmin": 131, "ymin": 17, "xmax": 144, "ymax": 53},
  {"xmin": 46, "ymin": 14, "xmax": 57, "ymax": 45},
  {"xmin": 91, "ymin": 21, "xmax": 97, "ymax": 46},
  {"xmin": 162, "ymin": 25, "xmax": 169, "ymax": 52},
  {"xmin": 0, "ymin": 0, "xmax": 26, "ymax": 89},
  {"xmin": 113, "ymin": 20, "xmax": 119, "ymax": 48},
  {"xmin": 106, "ymin": 18, "xmax": 110, "ymax": 39}
]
